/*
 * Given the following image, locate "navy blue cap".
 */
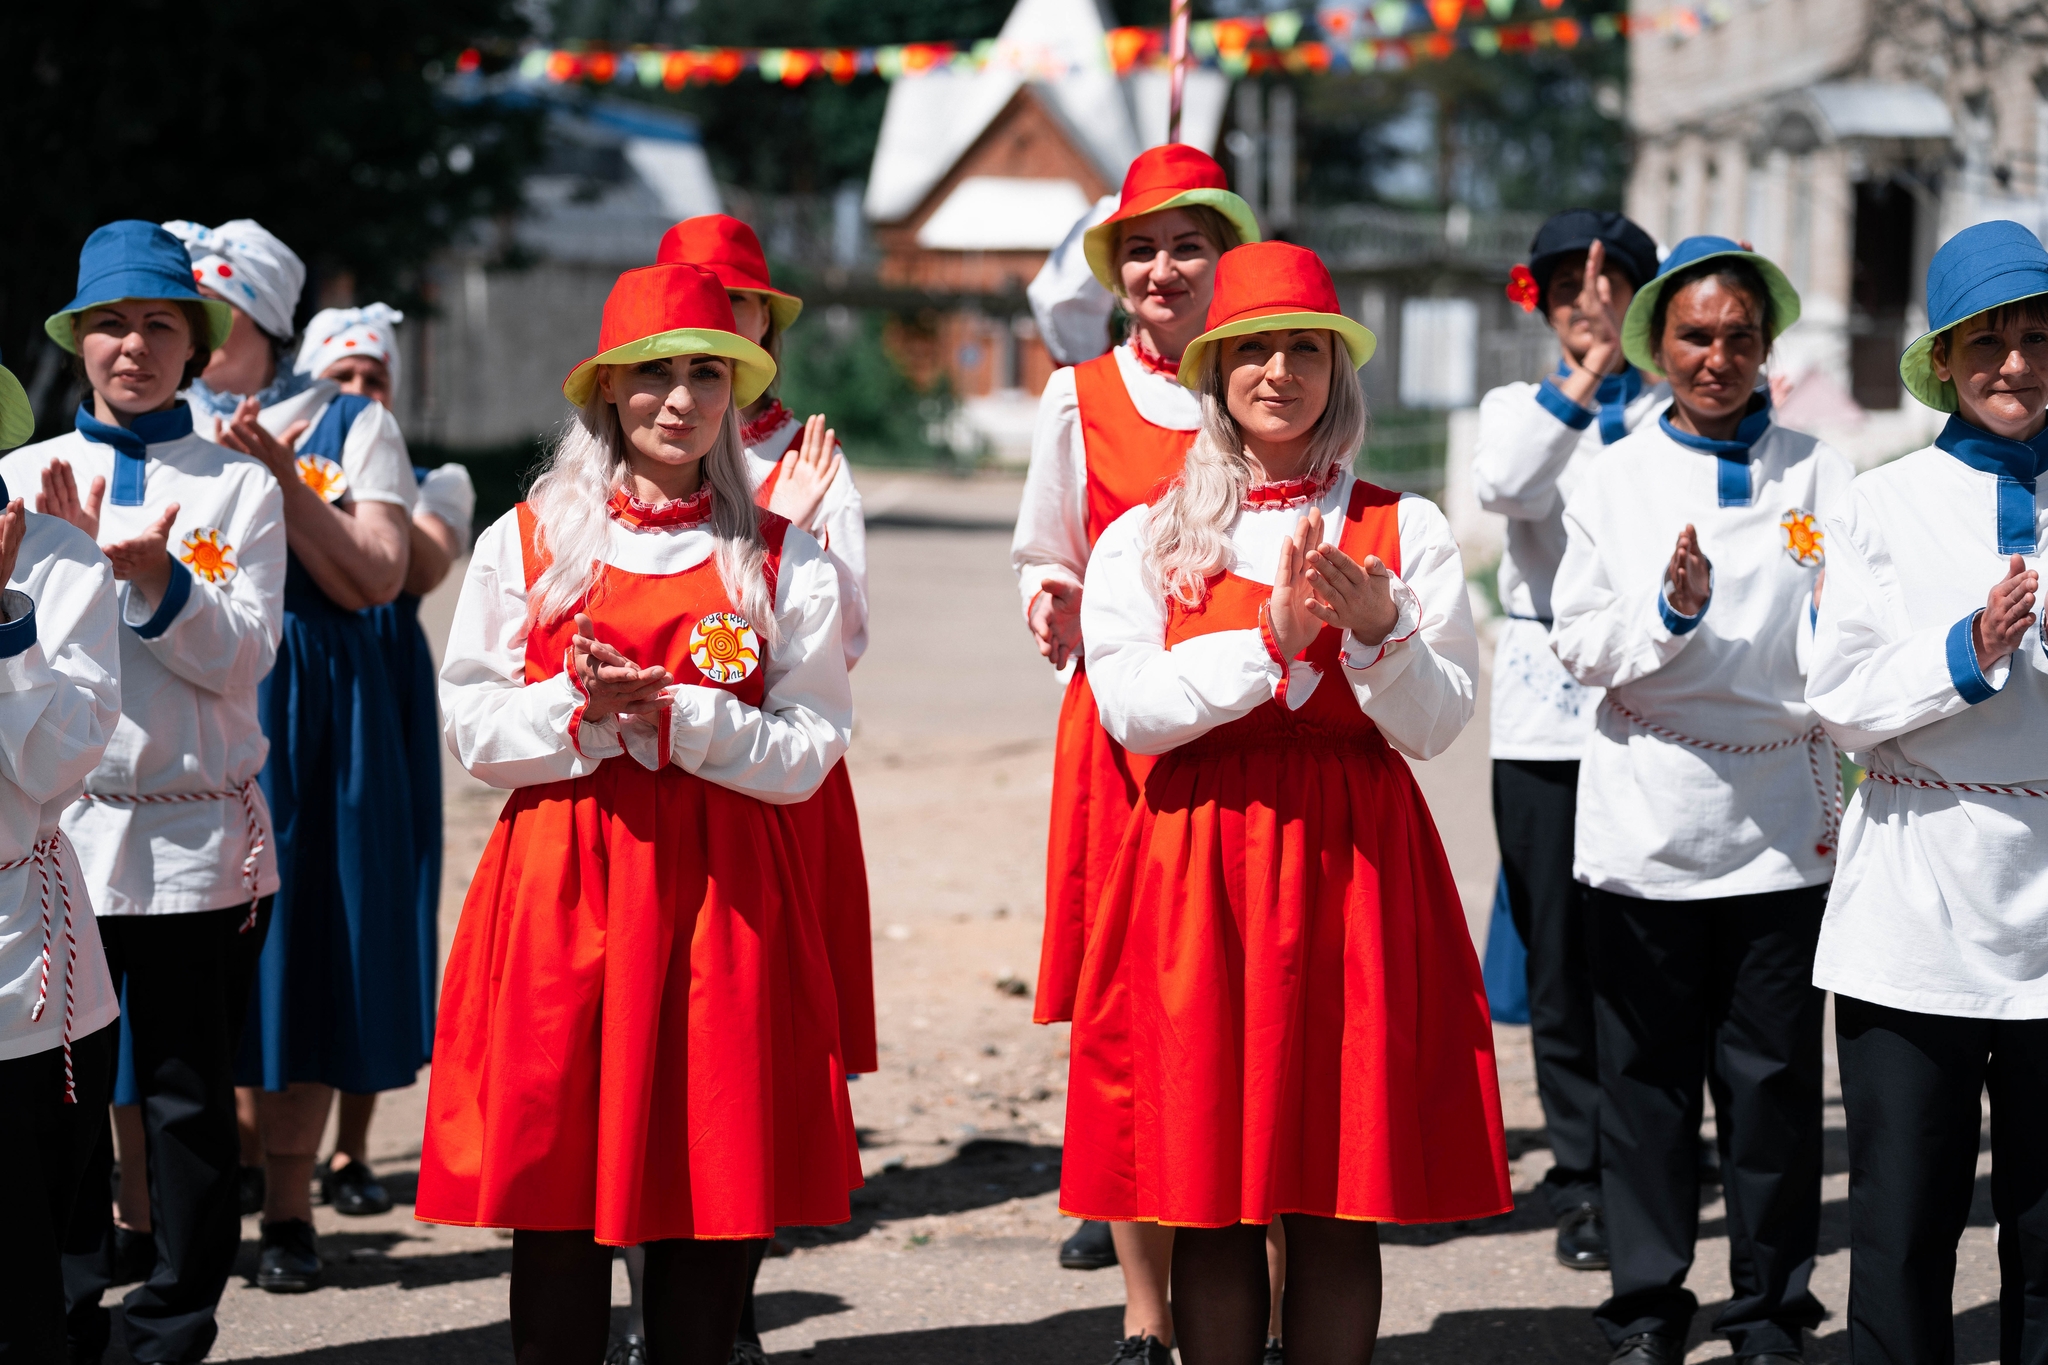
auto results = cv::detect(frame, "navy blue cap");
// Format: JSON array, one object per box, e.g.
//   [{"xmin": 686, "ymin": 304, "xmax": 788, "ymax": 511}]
[{"xmin": 1526, "ymin": 209, "xmax": 1660, "ymax": 312}]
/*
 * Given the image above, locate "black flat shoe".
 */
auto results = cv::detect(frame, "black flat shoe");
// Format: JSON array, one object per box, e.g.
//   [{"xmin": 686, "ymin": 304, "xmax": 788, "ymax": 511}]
[
  {"xmin": 238, "ymin": 1164, "xmax": 267, "ymax": 1216},
  {"xmin": 1556, "ymin": 1202, "xmax": 1610, "ymax": 1271},
  {"xmin": 320, "ymin": 1158, "xmax": 394, "ymax": 1216},
  {"xmin": 727, "ymin": 1341, "xmax": 766, "ymax": 1365},
  {"xmin": 111, "ymin": 1225, "xmax": 154, "ymax": 1285},
  {"xmin": 605, "ymin": 1334, "xmax": 649, "ymax": 1365},
  {"xmin": 1263, "ymin": 1337, "xmax": 1285, "ymax": 1365},
  {"xmin": 1109, "ymin": 1336, "xmax": 1173, "ymax": 1364},
  {"xmin": 257, "ymin": 1218, "xmax": 322, "ymax": 1293},
  {"xmin": 1609, "ymin": 1334, "xmax": 1683, "ymax": 1364},
  {"xmin": 1059, "ymin": 1219, "xmax": 1118, "ymax": 1270}
]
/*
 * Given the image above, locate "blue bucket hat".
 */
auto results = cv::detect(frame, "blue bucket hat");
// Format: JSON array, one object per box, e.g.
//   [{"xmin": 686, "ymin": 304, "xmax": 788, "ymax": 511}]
[
  {"xmin": 43, "ymin": 221, "xmax": 235, "ymax": 355},
  {"xmin": 1621, "ymin": 235, "xmax": 1802, "ymax": 377},
  {"xmin": 0, "ymin": 351, "xmax": 30, "ymax": 450},
  {"xmin": 1899, "ymin": 220, "xmax": 2048, "ymax": 412}
]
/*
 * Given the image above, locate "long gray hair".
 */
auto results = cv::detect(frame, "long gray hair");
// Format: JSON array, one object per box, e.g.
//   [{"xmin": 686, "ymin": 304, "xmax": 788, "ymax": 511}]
[
  {"xmin": 525, "ymin": 380, "xmax": 778, "ymax": 643},
  {"xmin": 1143, "ymin": 332, "xmax": 1367, "ymax": 606}
]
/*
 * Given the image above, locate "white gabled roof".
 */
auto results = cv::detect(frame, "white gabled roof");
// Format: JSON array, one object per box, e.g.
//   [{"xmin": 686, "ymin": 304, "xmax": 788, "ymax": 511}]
[
  {"xmin": 1807, "ymin": 81, "xmax": 1955, "ymax": 141},
  {"xmin": 916, "ymin": 176, "xmax": 1095, "ymax": 249}
]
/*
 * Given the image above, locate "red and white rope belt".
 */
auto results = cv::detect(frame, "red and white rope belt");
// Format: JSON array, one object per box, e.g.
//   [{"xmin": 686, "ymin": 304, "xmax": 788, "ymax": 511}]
[
  {"xmin": 1860, "ymin": 771, "xmax": 2048, "ymax": 800},
  {"xmin": 1603, "ymin": 696, "xmax": 1842, "ymax": 858},
  {"xmin": 4, "ymin": 833, "xmax": 83, "ymax": 1101},
  {"xmin": 77, "ymin": 778, "xmax": 269, "ymax": 930}
]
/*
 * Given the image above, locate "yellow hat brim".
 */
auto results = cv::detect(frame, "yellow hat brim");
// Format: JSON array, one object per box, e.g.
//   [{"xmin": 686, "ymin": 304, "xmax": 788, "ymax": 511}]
[
  {"xmin": 1083, "ymin": 189, "xmax": 1263, "ymax": 293},
  {"xmin": 1176, "ymin": 310, "xmax": 1378, "ymax": 389},
  {"xmin": 562, "ymin": 328, "xmax": 778, "ymax": 409},
  {"xmin": 0, "ymin": 365, "xmax": 32, "ymax": 450}
]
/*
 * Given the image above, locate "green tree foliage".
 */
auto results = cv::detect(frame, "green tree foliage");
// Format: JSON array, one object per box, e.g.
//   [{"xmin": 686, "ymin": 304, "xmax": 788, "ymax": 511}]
[{"xmin": 777, "ymin": 309, "xmax": 956, "ymax": 463}]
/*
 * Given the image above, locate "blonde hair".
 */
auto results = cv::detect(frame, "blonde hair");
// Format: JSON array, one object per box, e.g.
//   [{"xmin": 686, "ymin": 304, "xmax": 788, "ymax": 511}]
[
  {"xmin": 1143, "ymin": 332, "xmax": 1367, "ymax": 607},
  {"xmin": 525, "ymin": 375, "xmax": 779, "ymax": 644}
]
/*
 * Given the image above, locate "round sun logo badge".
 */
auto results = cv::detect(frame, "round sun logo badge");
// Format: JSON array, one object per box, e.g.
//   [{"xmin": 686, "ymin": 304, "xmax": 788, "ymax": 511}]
[
  {"xmin": 689, "ymin": 612, "xmax": 761, "ymax": 684},
  {"xmin": 295, "ymin": 454, "xmax": 349, "ymax": 503},
  {"xmin": 1780, "ymin": 509, "xmax": 1824, "ymax": 567},
  {"xmin": 178, "ymin": 528, "xmax": 238, "ymax": 584}
]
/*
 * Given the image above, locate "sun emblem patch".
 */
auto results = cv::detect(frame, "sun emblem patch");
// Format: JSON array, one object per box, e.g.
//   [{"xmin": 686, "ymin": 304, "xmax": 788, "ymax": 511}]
[
  {"xmin": 178, "ymin": 528, "xmax": 238, "ymax": 584},
  {"xmin": 295, "ymin": 454, "xmax": 349, "ymax": 503},
  {"xmin": 1780, "ymin": 509, "xmax": 1824, "ymax": 567},
  {"xmin": 689, "ymin": 612, "xmax": 761, "ymax": 684}
]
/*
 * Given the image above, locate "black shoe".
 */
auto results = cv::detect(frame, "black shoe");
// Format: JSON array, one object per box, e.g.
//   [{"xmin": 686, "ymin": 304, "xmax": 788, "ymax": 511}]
[
  {"xmin": 111, "ymin": 1225, "xmax": 154, "ymax": 1285},
  {"xmin": 727, "ymin": 1341, "xmax": 767, "ymax": 1365},
  {"xmin": 238, "ymin": 1164, "xmax": 267, "ymax": 1216},
  {"xmin": 1109, "ymin": 1337, "xmax": 1173, "ymax": 1365},
  {"xmin": 320, "ymin": 1158, "xmax": 394, "ymax": 1216},
  {"xmin": 257, "ymin": 1218, "xmax": 322, "ymax": 1293},
  {"xmin": 1556, "ymin": 1202, "xmax": 1609, "ymax": 1271},
  {"xmin": 1263, "ymin": 1337, "xmax": 1285, "ymax": 1365},
  {"xmin": 1060, "ymin": 1219, "xmax": 1118, "ymax": 1270},
  {"xmin": 1609, "ymin": 1335, "xmax": 1683, "ymax": 1364},
  {"xmin": 605, "ymin": 1334, "xmax": 650, "ymax": 1365}
]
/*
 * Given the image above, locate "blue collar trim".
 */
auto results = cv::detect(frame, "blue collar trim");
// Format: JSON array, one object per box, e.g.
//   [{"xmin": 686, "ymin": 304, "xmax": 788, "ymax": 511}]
[
  {"xmin": 1935, "ymin": 413, "xmax": 2048, "ymax": 554},
  {"xmin": 1558, "ymin": 359, "xmax": 1645, "ymax": 445},
  {"xmin": 187, "ymin": 365, "xmax": 313, "ymax": 419},
  {"xmin": 1659, "ymin": 395, "xmax": 1772, "ymax": 507},
  {"xmin": 73, "ymin": 402, "xmax": 193, "ymax": 507}
]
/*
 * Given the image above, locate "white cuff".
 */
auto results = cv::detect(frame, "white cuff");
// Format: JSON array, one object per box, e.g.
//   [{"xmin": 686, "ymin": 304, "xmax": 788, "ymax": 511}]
[{"xmin": 1339, "ymin": 575, "xmax": 1423, "ymax": 672}]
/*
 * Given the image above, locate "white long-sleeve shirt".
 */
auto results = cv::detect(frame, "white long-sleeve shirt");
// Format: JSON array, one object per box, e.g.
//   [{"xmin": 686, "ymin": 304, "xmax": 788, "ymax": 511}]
[
  {"xmin": 743, "ymin": 414, "xmax": 868, "ymax": 669},
  {"xmin": 1808, "ymin": 441, "xmax": 2048, "ymax": 1019},
  {"xmin": 441, "ymin": 507, "xmax": 851, "ymax": 804},
  {"xmin": 1082, "ymin": 472, "xmax": 1477, "ymax": 762},
  {"xmin": 1472, "ymin": 371, "xmax": 1668, "ymax": 759},
  {"xmin": 0, "ymin": 513, "xmax": 124, "ymax": 1060},
  {"xmin": 189, "ymin": 380, "xmax": 418, "ymax": 512},
  {"xmin": 1012, "ymin": 344, "xmax": 1201, "ymax": 617},
  {"xmin": 0, "ymin": 426, "xmax": 285, "ymax": 915},
  {"xmin": 1551, "ymin": 414, "xmax": 1853, "ymax": 899}
]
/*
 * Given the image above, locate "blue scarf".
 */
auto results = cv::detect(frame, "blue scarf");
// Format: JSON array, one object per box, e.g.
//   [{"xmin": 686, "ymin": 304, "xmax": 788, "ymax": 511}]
[
  {"xmin": 73, "ymin": 402, "xmax": 193, "ymax": 507},
  {"xmin": 1659, "ymin": 392, "xmax": 1773, "ymax": 507},
  {"xmin": 1935, "ymin": 413, "xmax": 2048, "ymax": 555},
  {"xmin": 1555, "ymin": 359, "xmax": 1645, "ymax": 445},
  {"xmin": 186, "ymin": 364, "xmax": 312, "ymax": 419}
]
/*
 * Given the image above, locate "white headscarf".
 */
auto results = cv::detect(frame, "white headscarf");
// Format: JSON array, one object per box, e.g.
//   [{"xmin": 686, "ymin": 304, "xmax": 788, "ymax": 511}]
[
  {"xmin": 296, "ymin": 304, "xmax": 405, "ymax": 396},
  {"xmin": 1027, "ymin": 193, "xmax": 1119, "ymax": 367},
  {"xmin": 161, "ymin": 219, "xmax": 305, "ymax": 342}
]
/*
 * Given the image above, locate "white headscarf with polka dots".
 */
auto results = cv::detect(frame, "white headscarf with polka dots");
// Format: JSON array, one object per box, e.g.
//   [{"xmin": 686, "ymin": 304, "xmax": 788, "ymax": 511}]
[
  {"xmin": 295, "ymin": 304, "xmax": 404, "ymax": 396},
  {"xmin": 161, "ymin": 219, "xmax": 305, "ymax": 342}
]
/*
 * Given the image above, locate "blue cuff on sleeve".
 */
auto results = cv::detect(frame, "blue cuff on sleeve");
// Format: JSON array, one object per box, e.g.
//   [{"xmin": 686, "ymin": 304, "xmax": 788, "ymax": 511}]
[
  {"xmin": 1946, "ymin": 609, "xmax": 1999, "ymax": 705},
  {"xmin": 130, "ymin": 558, "xmax": 192, "ymax": 640},
  {"xmin": 1535, "ymin": 380, "xmax": 1596, "ymax": 431},
  {"xmin": 1659, "ymin": 587, "xmax": 1707, "ymax": 636},
  {"xmin": 0, "ymin": 595, "xmax": 36, "ymax": 659}
]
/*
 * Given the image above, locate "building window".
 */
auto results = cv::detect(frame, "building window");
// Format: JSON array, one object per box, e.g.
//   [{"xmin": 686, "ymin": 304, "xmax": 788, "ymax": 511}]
[
  {"xmin": 1704, "ymin": 159, "xmax": 1723, "ymax": 237},
  {"xmin": 1788, "ymin": 154, "xmax": 1813, "ymax": 294},
  {"xmin": 1666, "ymin": 165, "xmax": 1683, "ymax": 245},
  {"xmin": 1399, "ymin": 297, "xmax": 1479, "ymax": 409}
]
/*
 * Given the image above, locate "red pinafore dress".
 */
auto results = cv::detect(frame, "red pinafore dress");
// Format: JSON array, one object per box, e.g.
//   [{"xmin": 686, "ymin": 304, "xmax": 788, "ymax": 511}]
[
  {"xmin": 1061, "ymin": 481, "xmax": 1512, "ymax": 1227},
  {"xmin": 415, "ymin": 504, "xmax": 861, "ymax": 1245},
  {"xmin": 1035, "ymin": 352, "xmax": 1196, "ymax": 1024},
  {"xmin": 755, "ymin": 445, "xmax": 876, "ymax": 1074}
]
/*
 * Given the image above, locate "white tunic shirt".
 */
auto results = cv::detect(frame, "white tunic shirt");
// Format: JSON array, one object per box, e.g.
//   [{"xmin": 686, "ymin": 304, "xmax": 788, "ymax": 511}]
[
  {"xmin": 1551, "ymin": 413, "xmax": 1852, "ymax": 899},
  {"xmin": 742, "ymin": 414, "xmax": 869, "ymax": 669},
  {"xmin": 189, "ymin": 380, "xmax": 418, "ymax": 512},
  {"xmin": 0, "ymin": 425, "xmax": 285, "ymax": 916},
  {"xmin": 441, "ymin": 506, "xmax": 851, "ymax": 804},
  {"xmin": 0, "ymin": 514, "xmax": 124, "ymax": 1061},
  {"xmin": 1012, "ymin": 343, "xmax": 1201, "ymax": 617},
  {"xmin": 1808, "ymin": 441, "xmax": 2048, "ymax": 1019},
  {"xmin": 1082, "ymin": 472, "xmax": 1477, "ymax": 762},
  {"xmin": 1472, "ymin": 371, "xmax": 1668, "ymax": 760}
]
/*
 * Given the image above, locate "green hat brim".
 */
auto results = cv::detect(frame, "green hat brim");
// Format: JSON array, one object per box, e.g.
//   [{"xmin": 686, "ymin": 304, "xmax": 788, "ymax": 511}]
[
  {"xmin": 562, "ymin": 328, "xmax": 778, "ymax": 409},
  {"xmin": 1176, "ymin": 310, "xmax": 1378, "ymax": 389},
  {"xmin": 0, "ymin": 365, "xmax": 32, "ymax": 451},
  {"xmin": 1620, "ymin": 248, "xmax": 1803, "ymax": 378},
  {"xmin": 1896, "ymin": 285, "xmax": 2048, "ymax": 411},
  {"xmin": 43, "ymin": 296, "xmax": 236, "ymax": 356},
  {"xmin": 1083, "ymin": 189, "xmax": 1264, "ymax": 293}
]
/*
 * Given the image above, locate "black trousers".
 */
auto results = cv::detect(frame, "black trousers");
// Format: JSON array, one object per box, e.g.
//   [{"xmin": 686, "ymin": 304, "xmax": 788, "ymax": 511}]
[
  {"xmin": 1493, "ymin": 759, "xmax": 1601, "ymax": 1213},
  {"xmin": 1590, "ymin": 884, "xmax": 1827, "ymax": 1356},
  {"xmin": 1836, "ymin": 995, "xmax": 2048, "ymax": 1365},
  {"xmin": 64, "ymin": 901, "xmax": 271, "ymax": 1364},
  {"xmin": 0, "ymin": 1022, "xmax": 116, "ymax": 1360}
]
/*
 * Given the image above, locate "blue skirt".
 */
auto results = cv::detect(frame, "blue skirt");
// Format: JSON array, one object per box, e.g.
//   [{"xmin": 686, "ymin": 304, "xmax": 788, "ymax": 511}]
[
  {"xmin": 233, "ymin": 560, "xmax": 427, "ymax": 1094},
  {"xmin": 367, "ymin": 592, "xmax": 442, "ymax": 1068}
]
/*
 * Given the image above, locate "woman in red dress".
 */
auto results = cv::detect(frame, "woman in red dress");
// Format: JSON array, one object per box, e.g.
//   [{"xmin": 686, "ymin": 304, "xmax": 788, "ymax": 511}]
[
  {"xmin": 1069, "ymin": 242, "xmax": 1512, "ymax": 1365},
  {"xmin": 417, "ymin": 263, "xmax": 859, "ymax": 1364}
]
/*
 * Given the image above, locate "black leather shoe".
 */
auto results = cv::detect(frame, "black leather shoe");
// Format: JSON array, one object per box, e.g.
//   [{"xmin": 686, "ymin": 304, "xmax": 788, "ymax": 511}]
[
  {"xmin": 604, "ymin": 1334, "xmax": 649, "ymax": 1365},
  {"xmin": 1556, "ymin": 1202, "xmax": 1609, "ymax": 1271},
  {"xmin": 1109, "ymin": 1336, "xmax": 1173, "ymax": 1364},
  {"xmin": 1059, "ymin": 1219, "xmax": 1118, "ymax": 1270},
  {"xmin": 1263, "ymin": 1337, "xmax": 1285, "ymax": 1364},
  {"xmin": 257, "ymin": 1218, "xmax": 323, "ymax": 1293},
  {"xmin": 320, "ymin": 1158, "xmax": 394, "ymax": 1216},
  {"xmin": 238, "ymin": 1164, "xmax": 267, "ymax": 1216},
  {"xmin": 1609, "ymin": 1335, "xmax": 1683, "ymax": 1364},
  {"xmin": 727, "ymin": 1341, "xmax": 766, "ymax": 1365}
]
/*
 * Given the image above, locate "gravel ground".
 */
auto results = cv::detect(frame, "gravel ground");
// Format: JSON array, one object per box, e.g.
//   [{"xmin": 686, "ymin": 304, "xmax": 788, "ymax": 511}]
[{"xmin": 97, "ymin": 472, "xmax": 2003, "ymax": 1363}]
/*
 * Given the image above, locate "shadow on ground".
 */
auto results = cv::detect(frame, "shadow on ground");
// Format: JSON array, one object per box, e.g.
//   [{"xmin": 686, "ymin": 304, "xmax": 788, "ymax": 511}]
[{"xmin": 782, "ymin": 1138, "xmax": 1065, "ymax": 1249}]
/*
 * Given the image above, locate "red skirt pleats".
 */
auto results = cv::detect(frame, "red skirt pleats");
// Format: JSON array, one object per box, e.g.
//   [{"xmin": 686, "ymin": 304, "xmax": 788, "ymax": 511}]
[
  {"xmin": 416, "ymin": 759, "xmax": 861, "ymax": 1245},
  {"xmin": 785, "ymin": 758, "xmax": 876, "ymax": 1073},
  {"xmin": 1060, "ymin": 739, "xmax": 1511, "ymax": 1227}
]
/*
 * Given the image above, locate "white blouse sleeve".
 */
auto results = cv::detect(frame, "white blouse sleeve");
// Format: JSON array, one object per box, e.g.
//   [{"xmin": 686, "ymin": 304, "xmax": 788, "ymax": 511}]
[
  {"xmin": 329, "ymin": 400, "xmax": 418, "ymax": 510},
  {"xmin": 415, "ymin": 463, "xmax": 477, "ymax": 552},
  {"xmin": 665, "ymin": 527, "xmax": 851, "ymax": 803},
  {"xmin": 1336, "ymin": 494, "xmax": 1478, "ymax": 760},
  {"xmin": 813, "ymin": 454, "xmax": 869, "ymax": 669},
  {"xmin": 1471, "ymin": 382, "xmax": 1586, "ymax": 521},
  {"xmin": 1081, "ymin": 507, "xmax": 1282, "ymax": 756},
  {"xmin": 1011, "ymin": 367, "xmax": 1089, "ymax": 617},
  {"xmin": 1550, "ymin": 478, "xmax": 1702, "ymax": 690},
  {"xmin": 124, "ymin": 470, "xmax": 286, "ymax": 697},
  {"xmin": 0, "ymin": 522, "xmax": 121, "ymax": 804}
]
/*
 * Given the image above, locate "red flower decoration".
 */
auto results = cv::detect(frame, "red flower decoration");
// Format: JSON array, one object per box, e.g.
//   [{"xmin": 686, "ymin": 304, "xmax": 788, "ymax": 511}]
[{"xmin": 1507, "ymin": 264, "xmax": 1539, "ymax": 314}]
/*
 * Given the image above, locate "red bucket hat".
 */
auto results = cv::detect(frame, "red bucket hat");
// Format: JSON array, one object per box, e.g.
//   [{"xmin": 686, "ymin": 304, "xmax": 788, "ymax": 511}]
[
  {"xmin": 1082, "ymin": 145, "xmax": 1262, "ymax": 293},
  {"xmin": 1176, "ymin": 242, "xmax": 1378, "ymax": 389},
  {"xmin": 656, "ymin": 215, "xmax": 804, "ymax": 333},
  {"xmin": 562, "ymin": 263, "xmax": 777, "ymax": 408}
]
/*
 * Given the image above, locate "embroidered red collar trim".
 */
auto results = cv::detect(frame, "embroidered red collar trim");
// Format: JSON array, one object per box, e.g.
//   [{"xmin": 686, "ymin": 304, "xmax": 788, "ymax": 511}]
[
  {"xmin": 740, "ymin": 399, "xmax": 793, "ymax": 447},
  {"xmin": 608, "ymin": 486, "xmax": 713, "ymax": 529},
  {"xmin": 1127, "ymin": 334, "xmax": 1182, "ymax": 378},
  {"xmin": 1241, "ymin": 465, "xmax": 1341, "ymax": 511}
]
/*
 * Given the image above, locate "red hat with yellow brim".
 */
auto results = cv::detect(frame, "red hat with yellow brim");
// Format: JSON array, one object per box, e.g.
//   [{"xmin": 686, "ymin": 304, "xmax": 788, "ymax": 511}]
[
  {"xmin": 656, "ymin": 215, "xmax": 804, "ymax": 334},
  {"xmin": 1176, "ymin": 242, "xmax": 1376, "ymax": 388},
  {"xmin": 563, "ymin": 263, "xmax": 778, "ymax": 409},
  {"xmin": 1081, "ymin": 145, "xmax": 1263, "ymax": 293}
]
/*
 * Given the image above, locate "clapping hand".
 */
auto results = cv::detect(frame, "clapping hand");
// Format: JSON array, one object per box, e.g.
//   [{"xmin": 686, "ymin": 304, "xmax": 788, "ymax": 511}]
[
  {"xmin": 102, "ymin": 503, "xmax": 180, "ymax": 609},
  {"xmin": 1569, "ymin": 239, "xmax": 1625, "ymax": 380},
  {"xmin": 0, "ymin": 499, "xmax": 25, "ymax": 608},
  {"xmin": 37, "ymin": 459, "xmax": 104, "ymax": 539},
  {"xmin": 1306, "ymin": 540, "xmax": 1399, "ymax": 646},
  {"xmin": 1030, "ymin": 577, "xmax": 1083, "ymax": 669},
  {"xmin": 215, "ymin": 397, "xmax": 309, "ymax": 480},
  {"xmin": 1975, "ymin": 553, "xmax": 2038, "ymax": 673},
  {"xmin": 1666, "ymin": 523, "xmax": 1712, "ymax": 618},
  {"xmin": 766, "ymin": 415, "xmax": 843, "ymax": 535},
  {"xmin": 571, "ymin": 612, "xmax": 673, "ymax": 723}
]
